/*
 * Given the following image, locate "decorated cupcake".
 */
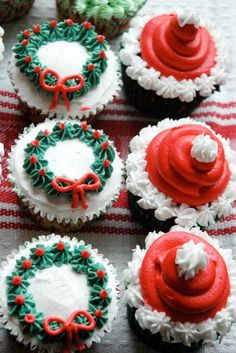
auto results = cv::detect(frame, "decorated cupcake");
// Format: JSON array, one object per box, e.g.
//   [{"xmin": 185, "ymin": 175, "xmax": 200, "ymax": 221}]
[
  {"xmin": 120, "ymin": 9, "xmax": 230, "ymax": 119},
  {"xmin": 8, "ymin": 120, "xmax": 123, "ymax": 230},
  {"xmin": 0, "ymin": 0, "xmax": 34, "ymax": 23},
  {"xmin": 9, "ymin": 19, "xmax": 120, "ymax": 122},
  {"xmin": 0, "ymin": 26, "xmax": 4, "ymax": 62},
  {"xmin": 123, "ymin": 226, "xmax": 236, "ymax": 350},
  {"xmin": 0, "ymin": 234, "xmax": 118, "ymax": 352},
  {"xmin": 126, "ymin": 118, "xmax": 236, "ymax": 231},
  {"xmin": 56, "ymin": 0, "xmax": 147, "ymax": 38}
]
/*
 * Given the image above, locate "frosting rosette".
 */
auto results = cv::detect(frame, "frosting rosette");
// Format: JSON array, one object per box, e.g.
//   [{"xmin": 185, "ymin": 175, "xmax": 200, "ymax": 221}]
[{"xmin": 146, "ymin": 124, "xmax": 230, "ymax": 206}]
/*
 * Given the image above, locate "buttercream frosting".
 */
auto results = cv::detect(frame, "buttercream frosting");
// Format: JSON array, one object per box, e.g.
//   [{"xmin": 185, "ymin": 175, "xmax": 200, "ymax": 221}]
[{"xmin": 191, "ymin": 134, "xmax": 218, "ymax": 163}]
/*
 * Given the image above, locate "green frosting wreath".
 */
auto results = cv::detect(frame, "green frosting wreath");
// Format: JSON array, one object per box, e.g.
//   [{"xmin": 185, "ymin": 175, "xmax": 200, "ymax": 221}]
[
  {"xmin": 13, "ymin": 19, "xmax": 108, "ymax": 104},
  {"xmin": 23, "ymin": 121, "xmax": 116, "ymax": 209},
  {"xmin": 6, "ymin": 240, "xmax": 112, "ymax": 344}
]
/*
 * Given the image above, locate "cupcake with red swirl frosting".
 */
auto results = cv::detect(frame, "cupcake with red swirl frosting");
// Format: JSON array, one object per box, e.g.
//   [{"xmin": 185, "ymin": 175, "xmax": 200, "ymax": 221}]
[
  {"xmin": 123, "ymin": 226, "xmax": 236, "ymax": 350},
  {"xmin": 126, "ymin": 118, "xmax": 236, "ymax": 231},
  {"xmin": 119, "ymin": 9, "xmax": 230, "ymax": 119}
]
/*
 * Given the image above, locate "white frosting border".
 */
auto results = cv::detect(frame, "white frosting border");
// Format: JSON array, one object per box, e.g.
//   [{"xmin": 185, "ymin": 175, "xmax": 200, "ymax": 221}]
[
  {"xmin": 0, "ymin": 234, "xmax": 119, "ymax": 353},
  {"xmin": 7, "ymin": 119, "xmax": 124, "ymax": 226},
  {"xmin": 126, "ymin": 118, "xmax": 236, "ymax": 228},
  {"xmin": 119, "ymin": 9, "xmax": 231, "ymax": 102},
  {"xmin": 123, "ymin": 226, "xmax": 236, "ymax": 346}
]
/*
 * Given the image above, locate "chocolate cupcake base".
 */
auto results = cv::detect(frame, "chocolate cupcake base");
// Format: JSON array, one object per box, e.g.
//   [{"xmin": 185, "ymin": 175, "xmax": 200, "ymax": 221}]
[
  {"xmin": 127, "ymin": 305, "xmax": 202, "ymax": 352},
  {"xmin": 122, "ymin": 64, "xmax": 219, "ymax": 120},
  {"xmin": 0, "ymin": 0, "xmax": 34, "ymax": 23}
]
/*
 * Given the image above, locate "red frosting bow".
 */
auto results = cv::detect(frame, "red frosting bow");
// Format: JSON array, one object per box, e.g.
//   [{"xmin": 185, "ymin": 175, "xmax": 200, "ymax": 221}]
[
  {"xmin": 43, "ymin": 309, "xmax": 95, "ymax": 353},
  {"xmin": 39, "ymin": 68, "xmax": 85, "ymax": 111},
  {"xmin": 51, "ymin": 172, "xmax": 101, "ymax": 209}
]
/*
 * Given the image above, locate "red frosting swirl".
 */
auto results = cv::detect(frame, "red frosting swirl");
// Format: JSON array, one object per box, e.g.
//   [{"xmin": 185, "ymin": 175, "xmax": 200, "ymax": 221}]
[
  {"xmin": 140, "ymin": 231, "xmax": 230, "ymax": 323},
  {"xmin": 146, "ymin": 124, "xmax": 230, "ymax": 206},
  {"xmin": 140, "ymin": 14, "xmax": 216, "ymax": 80}
]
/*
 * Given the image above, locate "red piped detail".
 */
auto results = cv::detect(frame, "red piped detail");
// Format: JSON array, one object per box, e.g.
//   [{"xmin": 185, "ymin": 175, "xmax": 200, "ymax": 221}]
[
  {"xmin": 12, "ymin": 276, "xmax": 22, "ymax": 286},
  {"xmin": 99, "ymin": 51, "xmax": 106, "ymax": 59},
  {"xmin": 99, "ymin": 290, "xmax": 108, "ymax": 299},
  {"xmin": 95, "ymin": 309, "xmax": 103, "ymax": 318},
  {"xmin": 29, "ymin": 155, "xmax": 38, "ymax": 164},
  {"xmin": 31, "ymin": 140, "xmax": 40, "ymax": 146},
  {"xmin": 33, "ymin": 25, "xmax": 41, "ymax": 33},
  {"xmin": 24, "ymin": 313, "xmax": 35, "ymax": 324},
  {"xmin": 57, "ymin": 242, "xmax": 65, "ymax": 251},
  {"xmin": 81, "ymin": 122, "xmax": 89, "ymax": 131},
  {"xmin": 21, "ymin": 260, "xmax": 32, "ymax": 269},
  {"xmin": 59, "ymin": 123, "xmax": 65, "ymax": 130},
  {"xmin": 43, "ymin": 130, "xmax": 51, "ymax": 136},
  {"xmin": 50, "ymin": 20, "xmax": 57, "ymax": 28},
  {"xmin": 23, "ymin": 30, "xmax": 31, "ymax": 37},
  {"xmin": 15, "ymin": 295, "xmax": 25, "ymax": 305},
  {"xmin": 93, "ymin": 130, "xmax": 101, "ymax": 139},
  {"xmin": 102, "ymin": 141, "xmax": 109, "ymax": 150},
  {"xmin": 103, "ymin": 159, "xmax": 110, "ymax": 168},
  {"xmin": 97, "ymin": 270, "xmax": 106, "ymax": 278},
  {"xmin": 80, "ymin": 106, "xmax": 90, "ymax": 111},
  {"xmin": 39, "ymin": 168, "xmax": 46, "ymax": 176},
  {"xmin": 81, "ymin": 250, "xmax": 90, "ymax": 259},
  {"xmin": 24, "ymin": 56, "xmax": 32, "ymax": 63},
  {"xmin": 83, "ymin": 21, "xmax": 92, "ymax": 30},
  {"xmin": 35, "ymin": 247, "xmax": 45, "ymax": 257},
  {"xmin": 97, "ymin": 35, "xmax": 105, "ymax": 43},
  {"xmin": 34, "ymin": 66, "xmax": 41, "ymax": 73},
  {"xmin": 88, "ymin": 63, "xmax": 95, "ymax": 71},
  {"xmin": 66, "ymin": 19, "xmax": 74, "ymax": 26},
  {"xmin": 21, "ymin": 39, "xmax": 29, "ymax": 46}
]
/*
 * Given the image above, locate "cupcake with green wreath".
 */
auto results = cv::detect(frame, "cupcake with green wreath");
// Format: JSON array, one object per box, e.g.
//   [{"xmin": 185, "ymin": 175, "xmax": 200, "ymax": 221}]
[
  {"xmin": 8, "ymin": 120, "xmax": 123, "ymax": 231},
  {"xmin": 9, "ymin": 19, "xmax": 121, "ymax": 122},
  {"xmin": 0, "ymin": 234, "xmax": 118, "ymax": 353},
  {"xmin": 56, "ymin": 0, "xmax": 147, "ymax": 38},
  {"xmin": 0, "ymin": 0, "xmax": 34, "ymax": 23}
]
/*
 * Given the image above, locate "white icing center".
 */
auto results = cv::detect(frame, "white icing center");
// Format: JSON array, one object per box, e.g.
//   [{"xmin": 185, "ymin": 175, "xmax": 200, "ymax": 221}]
[
  {"xmin": 177, "ymin": 9, "xmax": 200, "ymax": 28},
  {"xmin": 28, "ymin": 264, "xmax": 90, "ymax": 319},
  {"xmin": 191, "ymin": 134, "xmax": 218, "ymax": 163},
  {"xmin": 37, "ymin": 40, "xmax": 89, "ymax": 76},
  {"xmin": 175, "ymin": 240, "xmax": 208, "ymax": 280},
  {"xmin": 44, "ymin": 139, "xmax": 95, "ymax": 180}
]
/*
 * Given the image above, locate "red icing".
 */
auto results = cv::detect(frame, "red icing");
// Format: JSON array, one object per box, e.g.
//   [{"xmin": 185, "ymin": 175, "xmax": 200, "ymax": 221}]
[
  {"xmin": 39, "ymin": 168, "xmax": 46, "ymax": 176},
  {"xmin": 12, "ymin": 276, "xmax": 22, "ymax": 286},
  {"xmin": 83, "ymin": 21, "xmax": 92, "ymax": 30},
  {"xmin": 50, "ymin": 20, "xmax": 57, "ymax": 28},
  {"xmin": 31, "ymin": 139, "xmax": 40, "ymax": 146},
  {"xmin": 23, "ymin": 30, "xmax": 31, "ymax": 37},
  {"xmin": 35, "ymin": 247, "xmax": 45, "ymax": 257},
  {"xmin": 21, "ymin": 39, "xmax": 29, "ymax": 46},
  {"xmin": 140, "ymin": 14, "xmax": 216, "ymax": 80},
  {"xmin": 33, "ymin": 25, "xmax": 41, "ymax": 33},
  {"xmin": 95, "ymin": 309, "xmax": 103, "ymax": 318},
  {"xmin": 93, "ymin": 130, "xmax": 101, "ymax": 139},
  {"xmin": 99, "ymin": 290, "xmax": 108, "ymax": 299},
  {"xmin": 24, "ymin": 56, "xmax": 32, "ymax": 63},
  {"xmin": 102, "ymin": 141, "xmax": 109, "ymax": 150},
  {"xmin": 66, "ymin": 19, "xmax": 74, "ymax": 26},
  {"xmin": 24, "ymin": 313, "xmax": 35, "ymax": 324},
  {"xmin": 43, "ymin": 129, "xmax": 51, "ymax": 135},
  {"xmin": 103, "ymin": 159, "xmax": 111, "ymax": 168},
  {"xmin": 97, "ymin": 35, "xmax": 105, "ymax": 43},
  {"xmin": 57, "ymin": 242, "xmax": 65, "ymax": 251},
  {"xmin": 146, "ymin": 124, "xmax": 230, "ymax": 206},
  {"xmin": 15, "ymin": 295, "xmax": 25, "ymax": 305},
  {"xmin": 21, "ymin": 259, "xmax": 32, "ymax": 269},
  {"xmin": 29, "ymin": 155, "xmax": 38, "ymax": 164},
  {"xmin": 33, "ymin": 66, "xmax": 41, "ymax": 73},
  {"xmin": 99, "ymin": 51, "xmax": 106, "ymax": 59},
  {"xmin": 140, "ymin": 231, "xmax": 230, "ymax": 323},
  {"xmin": 88, "ymin": 63, "xmax": 95, "ymax": 71},
  {"xmin": 81, "ymin": 250, "xmax": 90, "ymax": 259},
  {"xmin": 97, "ymin": 269, "xmax": 106, "ymax": 278},
  {"xmin": 81, "ymin": 122, "xmax": 89, "ymax": 131}
]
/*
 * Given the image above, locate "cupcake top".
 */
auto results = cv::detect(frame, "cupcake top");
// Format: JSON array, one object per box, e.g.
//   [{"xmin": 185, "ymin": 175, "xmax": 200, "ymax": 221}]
[
  {"xmin": 120, "ymin": 8, "xmax": 230, "ymax": 102},
  {"xmin": 9, "ymin": 19, "xmax": 120, "ymax": 119},
  {"xmin": 126, "ymin": 118, "xmax": 236, "ymax": 228},
  {"xmin": 58, "ymin": 0, "xmax": 146, "ymax": 20},
  {"xmin": 8, "ymin": 120, "xmax": 123, "ymax": 225},
  {"xmin": 0, "ymin": 234, "xmax": 118, "ymax": 352},
  {"xmin": 123, "ymin": 226, "xmax": 236, "ymax": 346},
  {"xmin": 0, "ymin": 26, "xmax": 4, "ymax": 62},
  {"xmin": 0, "ymin": 142, "xmax": 4, "ymax": 179}
]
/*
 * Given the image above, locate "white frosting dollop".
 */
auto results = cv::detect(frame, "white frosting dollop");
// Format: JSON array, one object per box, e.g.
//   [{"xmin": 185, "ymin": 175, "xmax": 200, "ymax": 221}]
[
  {"xmin": 177, "ymin": 9, "xmax": 200, "ymax": 28},
  {"xmin": 0, "ymin": 26, "xmax": 4, "ymax": 62},
  {"xmin": 175, "ymin": 240, "xmax": 208, "ymax": 280},
  {"xmin": 191, "ymin": 134, "xmax": 218, "ymax": 163}
]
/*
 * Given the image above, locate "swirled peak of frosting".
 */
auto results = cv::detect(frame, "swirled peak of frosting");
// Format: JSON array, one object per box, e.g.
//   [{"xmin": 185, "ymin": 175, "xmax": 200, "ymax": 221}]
[
  {"xmin": 140, "ymin": 11, "xmax": 216, "ymax": 80},
  {"xmin": 146, "ymin": 124, "xmax": 230, "ymax": 206},
  {"xmin": 140, "ymin": 231, "xmax": 230, "ymax": 323}
]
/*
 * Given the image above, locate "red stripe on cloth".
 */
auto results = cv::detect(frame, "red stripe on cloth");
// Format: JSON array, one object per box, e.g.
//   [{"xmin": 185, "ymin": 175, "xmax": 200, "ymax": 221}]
[
  {"xmin": 0, "ymin": 91, "xmax": 18, "ymax": 99},
  {"xmin": 0, "ymin": 101, "xmax": 20, "ymax": 110},
  {"xmin": 200, "ymin": 101, "xmax": 236, "ymax": 108},
  {"xmin": 208, "ymin": 227, "xmax": 236, "ymax": 236},
  {"xmin": 192, "ymin": 112, "xmax": 236, "ymax": 120},
  {"xmin": 0, "ymin": 208, "xmax": 24, "ymax": 217}
]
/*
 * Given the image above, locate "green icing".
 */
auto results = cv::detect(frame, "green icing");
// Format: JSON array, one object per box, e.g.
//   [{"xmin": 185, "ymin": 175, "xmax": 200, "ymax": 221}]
[
  {"xmin": 6, "ymin": 240, "xmax": 112, "ymax": 345},
  {"xmin": 13, "ymin": 19, "xmax": 108, "ymax": 104},
  {"xmin": 23, "ymin": 121, "xmax": 116, "ymax": 207}
]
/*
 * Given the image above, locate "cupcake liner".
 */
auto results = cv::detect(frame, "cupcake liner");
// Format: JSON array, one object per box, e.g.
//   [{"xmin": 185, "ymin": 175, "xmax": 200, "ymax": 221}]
[
  {"xmin": 0, "ymin": 0, "xmax": 34, "ymax": 23},
  {"xmin": 127, "ymin": 305, "xmax": 202, "ymax": 352},
  {"xmin": 122, "ymin": 64, "xmax": 219, "ymax": 120},
  {"xmin": 128, "ymin": 191, "xmax": 175, "ymax": 232}
]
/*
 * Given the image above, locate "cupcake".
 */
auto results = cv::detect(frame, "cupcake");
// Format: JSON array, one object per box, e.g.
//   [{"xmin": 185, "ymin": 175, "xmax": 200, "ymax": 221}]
[
  {"xmin": 0, "ymin": 234, "xmax": 118, "ymax": 352},
  {"xmin": 56, "ymin": 0, "xmax": 147, "ymax": 38},
  {"xmin": 8, "ymin": 120, "xmax": 123, "ymax": 230},
  {"xmin": 119, "ymin": 9, "xmax": 230, "ymax": 119},
  {"xmin": 126, "ymin": 118, "xmax": 236, "ymax": 231},
  {"xmin": 0, "ymin": 142, "xmax": 4, "ymax": 180},
  {"xmin": 0, "ymin": 0, "xmax": 34, "ymax": 23},
  {"xmin": 9, "ymin": 19, "xmax": 120, "ymax": 123},
  {"xmin": 0, "ymin": 26, "xmax": 4, "ymax": 62},
  {"xmin": 123, "ymin": 226, "xmax": 236, "ymax": 350}
]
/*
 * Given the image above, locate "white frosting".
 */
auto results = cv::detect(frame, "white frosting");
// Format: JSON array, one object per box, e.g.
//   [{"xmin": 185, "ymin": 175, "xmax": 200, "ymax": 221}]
[
  {"xmin": 123, "ymin": 226, "xmax": 236, "ymax": 346},
  {"xmin": 177, "ymin": 9, "xmax": 200, "ymax": 28},
  {"xmin": 120, "ymin": 9, "xmax": 231, "ymax": 102},
  {"xmin": 0, "ymin": 234, "xmax": 118, "ymax": 352},
  {"xmin": 0, "ymin": 26, "xmax": 4, "ymax": 62},
  {"xmin": 8, "ymin": 120, "xmax": 124, "ymax": 225},
  {"xmin": 175, "ymin": 240, "xmax": 208, "ymax": 280},
  {"xmin": 9, "ymin": 41, "xmax": 121, "ymax": 120},
  {"xmin": 191, "ymin": 134, "xmax": 218, "ymax": 163},
  {"xmin": 126, "ymin": 118, "xmax": 236, "ymax": 228}
]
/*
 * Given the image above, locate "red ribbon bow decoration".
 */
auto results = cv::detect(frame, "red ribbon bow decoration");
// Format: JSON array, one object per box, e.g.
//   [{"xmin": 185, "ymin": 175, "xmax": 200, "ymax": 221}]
[
  {"xmin": 39, "ymin": 68, "xmax": 85, "ymax": 111},
  {"xmin": 51, "ymin": 172, "xmax": 101, "ymax": 209},
  {"xmin": 43, "ymin": 309, "xmax": 95, "ymax": 353}
]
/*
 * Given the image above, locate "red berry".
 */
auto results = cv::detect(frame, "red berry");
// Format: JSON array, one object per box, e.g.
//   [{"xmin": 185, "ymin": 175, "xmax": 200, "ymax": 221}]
[
  {"xmin": 93, "ymin": 130, "xmax": 101, "ymax": 139},
  {"xmin": 15, "ymin": 295, "xmax": 25, "ymax": 305},
  {"xmin": 35, "ymin": 247, "xmax": 45, "ymax": 257},
  {"xmin": 95, "ymin": 309, "xmax": 103, "ymax": 318},
  {"xmin": 99, "ymin": 51, "xmax": 106, "ymax": 59},
  {"xmin": 97, "ymin": 35, "xmax": 105, "ymax": 43},
  {"xmin": 99, "ymin": 290, "xmax": 108, "ymax": 299},
  {"xmin": 50, "ymin": 20, "xmax": 57, "ymax": 28},
  {"xmin": 59, "ymin": 123, "xmax": 65, "ymax": 130},
  {"xmin": 24, "ymin": 56, "xmax": 32, "ymax": 63},
  {"xmin": 81, "ymin": 123, "xmax": 89, "ymax": 131},
  {"xmin": 21, "ymin": 39, "xmax": 29, "ymax": 46},
  {"xmin": 57, "ymin": 242, "xmax": 65, "ymax": 251},
  {"xmin": 39, "ymin": 168, "xmax": 46, "ymax": 176},
  {"xmin": 43, "ymin": 130, "xmax": 51, "ymax": 136},
  {"xmin": 66, "ymin": 19, "xmax": 74, "ymax": 26},
  {"xmin": 88, "ymin": 63, "xmax": 95, "ymax": 71},
  {"xmin": 80, "ymin": 250, "xmax": 90, "ymax": 259},
  {"xmin": 83, "ymin": 21, "xmax": 92, "ymax": 30},
  {"xmin": 103, "ymin": 159, "xmax": 110, "ymax": 168},
  {"xmin": 29, "ymin": 155, "xmax": 38, "ymax": 164},
  {"xmin": 21, "ymin": 260, "xmax": 32, "ymax": 270},
  {"xmin": 23, "ymin": 30, "xmax": 31, "ymax": 37},
  {"xmin": 12, "ymin": 276, "xmax": 22, "ymax": 286},
  {"xmin": 34, "ymin": 66, "xmax": 41, "ymax": 73},
  {"xmin": 97, "ymin": 269, "xmax": 106, "ymax": 278},
  {"xmin": 24, "ymin": 313, "xmax": 35, "ymax": 324},
  {"xmin": 33, "ymin": 25, "xmax": 41, "ymax": 33},
  {"xmin": 102, "ymin": 141, "xmax": 109, "ymax": 150},
  {"xmin": 31, "ymin": 139, "xmax": 40, "ymax": 146}
]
